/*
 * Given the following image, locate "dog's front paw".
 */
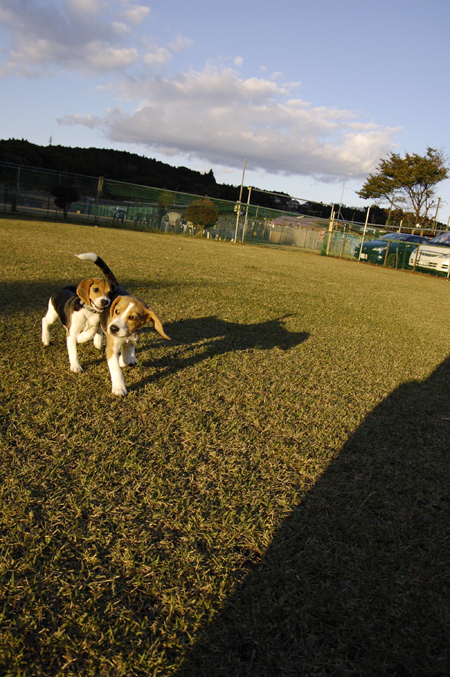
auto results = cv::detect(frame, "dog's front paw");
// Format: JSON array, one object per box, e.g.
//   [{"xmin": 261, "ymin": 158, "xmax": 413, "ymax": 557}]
[
  {"xmin": 93, "ymin": 334, "xmax": 103, "ymax": 350},
  {"xmin": 70, "ymin": 364, "xmax": 84, "ymax": 373},
  {"xmin": 119, "ymin": 356, "xmax": 137, "ymax": 367},
  {"xmin": 112, "ymin": 386, "xmax": 128, "ymax": 397}
]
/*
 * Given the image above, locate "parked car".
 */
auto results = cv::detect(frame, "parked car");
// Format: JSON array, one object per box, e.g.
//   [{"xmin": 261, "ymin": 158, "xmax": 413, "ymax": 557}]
[
  {"xmin": 354, "ymin": 232, "xmax": 429, "ymax": 267},
  {"xmin": 408, "ymin": 232, "xmax": 450, "ymax": 274}
]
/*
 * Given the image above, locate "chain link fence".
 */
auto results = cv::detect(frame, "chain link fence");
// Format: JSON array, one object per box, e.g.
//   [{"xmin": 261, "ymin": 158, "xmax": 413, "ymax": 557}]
[{"xmin": 2, "ymin": 160, "xmax": 447, "ymax": 277}]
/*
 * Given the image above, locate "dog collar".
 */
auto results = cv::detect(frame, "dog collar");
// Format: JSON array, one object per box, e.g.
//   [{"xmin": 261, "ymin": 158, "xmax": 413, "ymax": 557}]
[{"xmin": 80, "ymin": 300, "xmax": 101, "ymax": 314}]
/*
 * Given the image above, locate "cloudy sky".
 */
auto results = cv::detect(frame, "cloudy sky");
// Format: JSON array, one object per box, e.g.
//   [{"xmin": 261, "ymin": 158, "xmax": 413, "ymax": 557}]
[{"xmin": 1, "ymin": 0, "xmax": 449, "ymax": 221}]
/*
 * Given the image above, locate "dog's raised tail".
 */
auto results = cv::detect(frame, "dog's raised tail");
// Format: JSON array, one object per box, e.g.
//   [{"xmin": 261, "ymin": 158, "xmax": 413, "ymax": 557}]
[{"xmin": 75, "ymin": 252, "xmax": 118, "ymax": 286}]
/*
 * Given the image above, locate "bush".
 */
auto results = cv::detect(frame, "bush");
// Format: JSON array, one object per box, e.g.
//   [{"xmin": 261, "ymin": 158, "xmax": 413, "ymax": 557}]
[
  {"xmin": 51, "ymin": 184, "xmax": 80, "ymax": 219},
  {"xmin": 184, "ymin": 199, "xmax": 219, "ymax": 231}
]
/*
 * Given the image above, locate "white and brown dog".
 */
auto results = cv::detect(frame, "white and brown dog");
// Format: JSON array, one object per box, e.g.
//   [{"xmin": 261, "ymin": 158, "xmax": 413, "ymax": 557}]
[
  {"xmin": 76, "ymin": 253, "xmax": 170, "ymax": 396},
  {"xmin": 41, "ymin": 276, "xmax": 114, "ymax": 373}
]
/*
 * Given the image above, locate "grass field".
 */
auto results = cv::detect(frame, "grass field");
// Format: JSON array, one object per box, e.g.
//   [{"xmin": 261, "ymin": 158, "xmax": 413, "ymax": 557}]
[{"xmin": 1, "ymin": 217, "xmax": 450, "ymax": 676}]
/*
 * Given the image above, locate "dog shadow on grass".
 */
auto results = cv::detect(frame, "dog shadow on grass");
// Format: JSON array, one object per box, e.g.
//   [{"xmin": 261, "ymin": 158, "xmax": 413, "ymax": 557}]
[
  {"xmin": 174, "ymin": 356, "xmax": 450, "ymax": 676},
  {"xmin": 136, "ymin": 315, "xmax": 309, "ymax": 386}
]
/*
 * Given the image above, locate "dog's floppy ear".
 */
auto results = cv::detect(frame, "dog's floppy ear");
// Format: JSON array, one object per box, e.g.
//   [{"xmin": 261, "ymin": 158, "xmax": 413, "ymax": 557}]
[
  {"xmin": 76, "ymin": 278, "xmax": 93, "ymax": 305},
  {"xmin": 145, "ymin": 308, "xmax": 171, "ymax": 340},
  {"xmin": 109, "ymin": 296, "xmax": 122, "ymax": 316}
]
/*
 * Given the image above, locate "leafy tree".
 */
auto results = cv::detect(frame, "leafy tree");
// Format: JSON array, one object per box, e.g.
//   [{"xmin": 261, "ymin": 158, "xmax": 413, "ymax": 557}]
[
  {"xmin": 357, "ymin": 148, "xmax": 448, "ymax": 225},
  {"xmin": 184, "ymin": 198, "xmax": 219, "ymax": 232},
  {"xmin": 51, "ymin": 184, "xmax": 80, "ymax": 219},
  {"xmin": 158, "ymin": 191, "xmax": 175, "ymax": 210}
]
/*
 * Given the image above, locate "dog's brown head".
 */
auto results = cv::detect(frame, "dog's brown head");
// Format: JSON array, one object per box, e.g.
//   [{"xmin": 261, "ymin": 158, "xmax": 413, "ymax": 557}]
[
  {"xmin": 76, "ymin": 277, "xmax": 114, "ymax": 311},
  {"xmin": 105, "ymin": 295, "xmax": 170, "ymax": 340}
]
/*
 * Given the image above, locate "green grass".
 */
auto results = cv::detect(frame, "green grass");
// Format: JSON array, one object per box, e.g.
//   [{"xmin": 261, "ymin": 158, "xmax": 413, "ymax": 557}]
[{"xmin": 1, "ymin": 217, "xmax": 450, "ymax": 676}]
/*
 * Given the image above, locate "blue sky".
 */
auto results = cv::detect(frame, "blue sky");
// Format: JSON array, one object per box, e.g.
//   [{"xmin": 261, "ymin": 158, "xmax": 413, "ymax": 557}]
[{"xmin": 1, "ymin": 0, "xmax": 449, "ymax": 223}]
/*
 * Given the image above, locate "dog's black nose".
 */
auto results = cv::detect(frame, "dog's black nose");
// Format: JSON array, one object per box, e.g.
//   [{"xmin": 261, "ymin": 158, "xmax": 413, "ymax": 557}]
[
  {"xmin": 109, "ymin": 324, "xmax": 119, "ymax": 333},
  {"xmin": 100, "ymin": 299, "xmax": 109, "ymax": 307}
]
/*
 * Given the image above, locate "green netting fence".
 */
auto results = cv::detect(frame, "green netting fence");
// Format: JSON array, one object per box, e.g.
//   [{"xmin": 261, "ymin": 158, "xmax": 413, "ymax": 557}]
[
  {"xmin": 3, "ymin": 160, "xmax": 443, "ymax": 276},
  {"xmin": 0, "ymin": 161, "xmax": 337, "ymax": 243}
]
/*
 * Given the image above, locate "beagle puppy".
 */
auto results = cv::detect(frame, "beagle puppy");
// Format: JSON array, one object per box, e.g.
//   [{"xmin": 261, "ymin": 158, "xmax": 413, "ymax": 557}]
[
  {"xmin": 102, "ymin": 295, "xmax": 170, "ymax": 396},
  {"xmin": 76, "ymin": 252, "xmax": 170, "ymax": 396},
  {"xmin": 41, "ymin": 277, "xmax": 114, "ymax": 373}
]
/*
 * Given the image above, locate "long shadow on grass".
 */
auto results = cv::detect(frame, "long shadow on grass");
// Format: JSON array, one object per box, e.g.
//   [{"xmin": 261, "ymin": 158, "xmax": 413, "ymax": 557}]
[
  {"xmin": 176, "ymin": 358, "xmax": 450, "ymax": 676},
  {"xmin": 137, "ymin": 315, "xmax": 309, "ymax": 387}
]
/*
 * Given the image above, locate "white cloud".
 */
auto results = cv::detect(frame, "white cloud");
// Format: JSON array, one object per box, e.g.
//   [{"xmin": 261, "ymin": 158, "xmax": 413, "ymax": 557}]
[
  {"xmin": 0, "ymin": 0, "xmax": 194, "ymax": 77},
  {"xmin": 58, "ymin": 112, "xmax": 103, "ymax": 128},
  {"xmin": 118, "ymin": 1, "xmax": 151, "ymax": 25},
  {"xmin": 111, "ymin": 21, "xmax": 133, "ymax": 36},
  {"xmin": 82, "ymin": 45, "xmax": 139, "ymax": 72},
  {"xmin": 0, "ymin": 0, "xmax": 147, "ymax": 75},
  {"xmin": 168, "ymin": 35, "xmax": 194, "ymax": 52},
  {"xmin": 143, "ymin": 47, "xmax": 172, "ymax": 67},
  {"xmin": 67, "ymin": 0, "xmax": 102, "ymax": 18},
  {"xmin": 59, "ymin": 65, "xmax": 399, "ymax": 179}
]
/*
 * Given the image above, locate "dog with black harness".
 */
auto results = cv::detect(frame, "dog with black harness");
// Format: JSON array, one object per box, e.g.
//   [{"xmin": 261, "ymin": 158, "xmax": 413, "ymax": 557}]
[{"xmin": 41, "ymin": 276, "xmax": 114, "ymax": 373}]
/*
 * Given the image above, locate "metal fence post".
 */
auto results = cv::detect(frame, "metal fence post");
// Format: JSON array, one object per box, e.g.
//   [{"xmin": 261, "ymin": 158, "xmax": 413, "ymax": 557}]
[
  {"xmin": 242, "ymin": 186, "xmax": 252, "ymax": 243},
  {"xmin": 325, "ymin": 207, "xmax": 335, "ymax": 256},
  {"xmin": 94, "ymin": 176, "xmax": 104, "ymax": 225},
  {"xmin": 340, "ymin": 232, "xmax": 347, "ymax": 258},
  {"xmin": 358, "ymin": 207, "xmax": 370, "ymax": 261},
  {"xmin": 412, "ymin": 245, "xmax": 421, "ymax": 273}
]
